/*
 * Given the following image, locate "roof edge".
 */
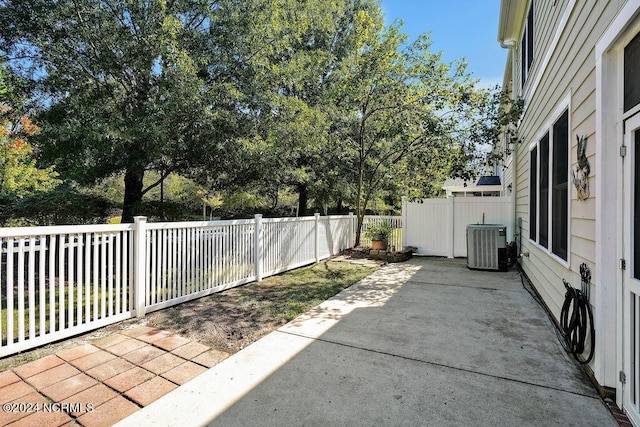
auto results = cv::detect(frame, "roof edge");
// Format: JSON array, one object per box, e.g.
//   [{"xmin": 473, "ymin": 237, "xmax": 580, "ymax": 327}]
[{"xmin": 497, "ymin": 0, "xmax": 528, "ymax": 48}]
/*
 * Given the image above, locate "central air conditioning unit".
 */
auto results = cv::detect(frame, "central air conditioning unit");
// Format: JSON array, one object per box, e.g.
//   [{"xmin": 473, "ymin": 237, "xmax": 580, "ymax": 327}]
[{"xmin": 467, "ymin": 224, "xmax": 508, "ymax": 271}]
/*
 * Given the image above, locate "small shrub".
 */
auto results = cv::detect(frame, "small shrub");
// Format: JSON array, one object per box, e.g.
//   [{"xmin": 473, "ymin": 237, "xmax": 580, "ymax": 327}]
[
  {"xmin": 364, "ymin": 221, "xmax": 395, "ymax": 242},
  {"xmin": 1, "ymin": 184, "xmax": 118, "ymax": 226}
]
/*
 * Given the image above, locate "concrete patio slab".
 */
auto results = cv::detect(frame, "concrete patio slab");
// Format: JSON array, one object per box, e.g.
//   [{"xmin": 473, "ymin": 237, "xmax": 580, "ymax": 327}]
[
  {"xmin": 118, "ymin": 257, "xmax": 616, "ymax": 427},
  {"xmin": 281, "ymin": 260, "xmax": 594, "ymax": 396}
]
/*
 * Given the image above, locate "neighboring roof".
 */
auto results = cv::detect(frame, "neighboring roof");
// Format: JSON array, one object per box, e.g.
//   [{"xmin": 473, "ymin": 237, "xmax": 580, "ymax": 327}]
[
  {"xmin": 477, "ymin": 176, "xmax": 501, "ymax": 186},
  {"xmin": 443, "ymin": 176, "xmax": 502, "ymax": 188},
  {"xmin": 497, "ymin": 0, "xmax": 529, "ymax": 47},
  {"xmin": 442, "ymin": 176, "xmax": 503, "ymax": 194}
]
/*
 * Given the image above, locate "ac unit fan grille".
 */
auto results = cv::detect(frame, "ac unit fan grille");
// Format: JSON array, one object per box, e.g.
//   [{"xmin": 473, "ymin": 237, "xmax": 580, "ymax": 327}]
[
  {"xmin": 472, "ymin": 228, "xmax": 498, "ymax": 269},
  {"xmin": 467, "ymin": 224, "xmax": 507, "ymax": 271}
]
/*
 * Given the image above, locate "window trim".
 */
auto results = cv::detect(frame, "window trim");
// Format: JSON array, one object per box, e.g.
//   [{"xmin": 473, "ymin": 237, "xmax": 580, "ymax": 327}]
[{"xmin": 527, "ymin": 95, "xmax": 571, "ymax": 268}]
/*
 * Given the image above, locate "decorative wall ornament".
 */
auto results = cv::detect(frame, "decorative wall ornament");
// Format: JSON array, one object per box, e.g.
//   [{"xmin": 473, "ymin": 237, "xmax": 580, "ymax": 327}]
[{"xmin": 571, "ymin": 135, "xmax": 590, "ymax": 200}]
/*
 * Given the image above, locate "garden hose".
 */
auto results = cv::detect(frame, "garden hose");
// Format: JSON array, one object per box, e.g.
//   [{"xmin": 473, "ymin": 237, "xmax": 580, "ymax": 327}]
[{"xmin": 558, "ymin": 278, "xmax": 595, "ymax": 364}]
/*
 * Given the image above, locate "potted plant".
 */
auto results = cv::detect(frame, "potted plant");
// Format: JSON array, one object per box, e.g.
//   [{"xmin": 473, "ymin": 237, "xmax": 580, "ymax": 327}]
[{"xmin": 364, "ymin": 221, "xmax": 394, "ymax": 251}]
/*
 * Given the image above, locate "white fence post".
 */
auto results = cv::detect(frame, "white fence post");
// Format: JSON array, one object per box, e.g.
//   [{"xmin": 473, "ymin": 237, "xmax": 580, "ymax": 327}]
[
  {"xmin": 349, "ymin": 212, "xmax": 358, "ymax": 248},
  {"xmin": 448, "ymin": 197, "xmax": 455, "ymax": 258},
  {"xmin": 314, "ymin": 213, "xmax": 320, "ymax": 263},
  {"xmin": 401, "ymin": 198, "xmax": 407, "ymax": 250},
  {"xmin": 134, "ymin": 216, "xmax": 147, "ymax": 318},
  {"xmin": 254, "ymin": 214, "xmax": 263, "ymax": 282}
]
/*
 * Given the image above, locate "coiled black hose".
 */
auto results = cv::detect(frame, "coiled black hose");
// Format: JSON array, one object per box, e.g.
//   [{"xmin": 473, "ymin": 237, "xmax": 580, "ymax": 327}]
[{"xmin": 558, "ymin": 279, "xmax": 595, "ymax": 364}]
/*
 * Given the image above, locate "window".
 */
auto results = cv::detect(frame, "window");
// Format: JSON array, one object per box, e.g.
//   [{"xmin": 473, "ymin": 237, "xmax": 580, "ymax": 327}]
[
  {"xmin": 530, "ymin": 147, "xmax": 537, "ymax": 240},
  {"xmin": 529, "ymin": 107, "xmax": 569, "ymax": 262},
  {"xmin": 625, "ymin": 31, "xmax": 640, "ymax": 112},
  {"xmin": 539, "ymin": 133, "xmax": 549, "ymax": 248},
  {"xmin": 521, "ymin": 2, "xmax": 534, "ymax": 89},
  {"xmin": 552, "ymin": 111, "xmax": 569, "ymax": 260}
]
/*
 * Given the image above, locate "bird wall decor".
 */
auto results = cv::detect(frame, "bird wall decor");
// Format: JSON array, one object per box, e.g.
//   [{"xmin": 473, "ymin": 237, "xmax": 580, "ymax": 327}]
[{"xmin": 571, "ymin": 135, "xmax": 590, "ymax": 200}]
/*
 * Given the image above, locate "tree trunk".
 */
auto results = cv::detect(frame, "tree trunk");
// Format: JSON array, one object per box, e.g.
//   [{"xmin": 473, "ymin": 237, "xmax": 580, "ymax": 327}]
[
  {"xmin": 160, "ymin": 172, "xmax": 164, "ymax": 220},
  {"xmin": 297, "ymin": 183, "xmax": 308, "ymax": 217},
  {"xmin": 121, "ymin": 166, "xmax": 145, "ymax": 223},
  {"xmin": 355, "ymin": 212, "xmax": 364, "ymax": 247},
  {"xmin": 355, "ymin": 160, "xmax": 364, "ymax": 246}
]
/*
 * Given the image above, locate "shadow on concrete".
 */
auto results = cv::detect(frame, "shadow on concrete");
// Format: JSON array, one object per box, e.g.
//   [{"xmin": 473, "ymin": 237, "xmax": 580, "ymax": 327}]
[{"xmin": 117, "ymin": 258, "xmax": 615, "ymax": 427}]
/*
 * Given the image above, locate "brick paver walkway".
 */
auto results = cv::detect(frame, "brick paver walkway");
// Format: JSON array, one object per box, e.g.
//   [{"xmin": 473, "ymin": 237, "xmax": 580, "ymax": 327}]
[{"xmin": 0, "ymin": 327, "xmax": 229, "ymax": 426}]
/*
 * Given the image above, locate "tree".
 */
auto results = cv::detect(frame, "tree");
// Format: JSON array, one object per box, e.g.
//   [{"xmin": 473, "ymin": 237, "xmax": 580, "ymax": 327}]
[
  {"xmin": 210, "ymin": 0, "xmax": 378, "ymax": 216},
  {"xmin": 0, "ymin": 0, "xmax": 228, "ymax": 222},
  {"xmin": 331, "ymin": 10, "xmax": 521, "ymax": 245},
  {"xmin": 0, "ymin": 65, "xmax": 59, "ymax": 197},
  {"xmin": 260, "ymin": 0, "xmax": 379, "ymax": 216}
]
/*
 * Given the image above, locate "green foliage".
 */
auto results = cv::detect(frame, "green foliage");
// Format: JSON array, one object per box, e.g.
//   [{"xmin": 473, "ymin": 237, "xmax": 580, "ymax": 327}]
[
  {"xmin": 0, "ymin": 138, "xmax": 60, "ymax": 197},
  {"xmin": 0, "ymin": 0, "xmax": 226, "ymax": 222},
  {"xmin": 213, "ymin": 0, "xmax": 378, "ymax": 215},
  {"xmin": 90, "ymin": 172, "xmax": 207, "ymax": 213},
  {"xmin": 0, "ymin": 184, "xmax": 118, "ymax": 226},
  {"xmin": 363, "ymin": 221, "xmax": 395, "ymax": 242},
  {"xmin": 0, "ymin": 1, "xmax": 522, "ymax": 226},
  {"xmin": 325, "ymin": 9, "xmax": 522, "ymax": 244},
  {"xmin": 0, "ymin": 65, "xmax": 60, "ymax": 197}
]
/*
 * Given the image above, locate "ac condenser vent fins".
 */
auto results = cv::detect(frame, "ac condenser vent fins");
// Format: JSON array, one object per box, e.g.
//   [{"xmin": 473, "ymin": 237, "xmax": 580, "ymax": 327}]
[{"xmin": 467, "ymin": 224, "xmax": 507, "ymax": 271}]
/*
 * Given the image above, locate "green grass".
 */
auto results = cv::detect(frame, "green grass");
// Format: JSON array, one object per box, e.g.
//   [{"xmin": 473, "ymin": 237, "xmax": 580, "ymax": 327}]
[
  {"xmin": 1, "ymin": 260, "xmax": 377, "ymax": 348},
  {"xmin": 1, "ymin": 282, "xmax": 127, "ymax": 345},
  {"xmin": 235, "ymin": 260, "xmax": 376, "ymax": 322}
]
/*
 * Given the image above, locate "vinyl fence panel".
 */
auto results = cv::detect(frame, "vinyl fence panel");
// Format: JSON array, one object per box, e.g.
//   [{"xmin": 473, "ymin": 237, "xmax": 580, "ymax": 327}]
[
  {"xmin": 402, "ymin": 197, "xmax": 513, "ymax": 257},
  {"xmin": 1, "ymin": 224, "xmax": 134, "ymax": 357},
  {"xmin": 0, "ymin": 214, "xmax": 360, "ymax": 357}
]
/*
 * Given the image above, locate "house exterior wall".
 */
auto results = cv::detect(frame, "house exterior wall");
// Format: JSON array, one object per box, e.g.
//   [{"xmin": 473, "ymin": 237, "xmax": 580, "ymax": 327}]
[{"xmin": 500, "ymin": 0, "xmax": 630, "ymax": 391}]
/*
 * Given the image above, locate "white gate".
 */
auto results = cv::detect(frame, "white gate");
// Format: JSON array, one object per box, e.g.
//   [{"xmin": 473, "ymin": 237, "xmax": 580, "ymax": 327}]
[{"xmin": 402, "ymin": 197, "xmax": 513, "ymax": 257}]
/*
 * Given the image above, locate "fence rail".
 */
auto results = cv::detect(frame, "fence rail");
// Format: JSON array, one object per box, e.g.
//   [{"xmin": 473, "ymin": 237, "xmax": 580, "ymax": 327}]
[{"xmin": 1, "ymin": 214, "xmax": 370, "ymax": 357}]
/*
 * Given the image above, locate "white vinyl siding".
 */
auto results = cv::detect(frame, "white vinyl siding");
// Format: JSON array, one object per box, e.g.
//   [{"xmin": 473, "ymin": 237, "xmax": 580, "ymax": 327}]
[{"xmin": 512, "ymin": 0, "xmax": 619, "ymax": 321}]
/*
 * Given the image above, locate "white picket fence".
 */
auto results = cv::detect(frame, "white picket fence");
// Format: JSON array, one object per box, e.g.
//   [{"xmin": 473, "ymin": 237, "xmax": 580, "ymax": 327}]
[
  {"xmin": 0, "ymin": 214, "xmax": 359, "ymax": 357},
  {"xmin": 402, "ymin": 197, "xmax": 513, "ymax": 257},
  {"xmin": 0, "ymin": 198, "xmax": 516, "ymax": 357},
  {"xmin": 0, "ymin": 224, "xmax": 135, "ymax": 357}
]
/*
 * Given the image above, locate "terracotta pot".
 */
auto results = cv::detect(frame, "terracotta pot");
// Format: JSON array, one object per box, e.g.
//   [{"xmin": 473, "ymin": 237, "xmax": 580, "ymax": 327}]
[{"xmin": 371, "ymin": 240, "xmax": 388, "ymax": 250}]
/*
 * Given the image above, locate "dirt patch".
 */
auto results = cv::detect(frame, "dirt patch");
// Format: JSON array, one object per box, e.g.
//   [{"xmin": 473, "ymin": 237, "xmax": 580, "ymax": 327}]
[
  {"xmin": 144, "ymin": 287, "xmax": 287, "ymax": 354},
  {"xmin": 0, "ymin": 257, "xmax": 379, "ymax": 371},
  {"xmin": 144, "ymin": 258, "xmax": 380, "ymax": 353}
]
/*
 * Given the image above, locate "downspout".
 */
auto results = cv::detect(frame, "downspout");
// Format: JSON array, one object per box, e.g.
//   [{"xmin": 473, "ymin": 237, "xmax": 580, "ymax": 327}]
[
  {"xmin": 498, "ymin": 41, "xmax": 517, "ymax": 246},
  {"xmin": 509, "ymin": 48, "xmax": 518, "ymax": 252}
]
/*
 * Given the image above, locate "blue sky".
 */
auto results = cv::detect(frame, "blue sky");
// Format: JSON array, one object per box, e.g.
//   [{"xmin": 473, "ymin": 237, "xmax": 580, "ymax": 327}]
[{"xmin": 380, "ymin": 0, "xmax": 506, "ymax": 88}]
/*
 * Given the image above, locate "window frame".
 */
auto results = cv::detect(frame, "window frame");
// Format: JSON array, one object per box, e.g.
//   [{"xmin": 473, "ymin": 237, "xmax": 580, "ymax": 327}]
[
  {"xmin": 521, "ymin": 2, "xmax": 535, "ymax": 90},
  {"xmin": 529, "ymin": 145, "xmax": 538, "ymax": 241},
  {"xmin": 528, "ymin": 96, "xmax": 571, "ymax": 267}
]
